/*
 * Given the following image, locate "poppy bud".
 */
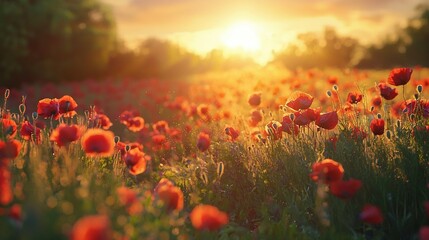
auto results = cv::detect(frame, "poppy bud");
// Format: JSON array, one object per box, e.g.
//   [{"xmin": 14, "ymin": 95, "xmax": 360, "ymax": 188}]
[
  {"xmin": 4, "ymin": 89, "xmax": 10, "ymax": 99},
  {"xmin": 417, "ymin": 85, "xmax": 423, "ymax": 93},
  {"xmin": 125, "ymin": 145, "xmax": 131, "ymax": 152},
  {"xmin": 386, "ymin": 130, "xmax": 392, "ymax": 139},
  {"xmin": 114, "ymin": 136, "xmax": 120, "ymax": 144},
  {"xmin": 217, "ymin": 162, "xmax": 224, "ymax": 179},
  {"xmin": 289, "ymin": 113, "xmax": 295, "ymax": 121},
  {"xmin": 19, "ymin": 104, "xmax": 26, "ymax": 115},
  {"xmin": 333, "ymin": 85, "xmax": 338, "ymax": 92},
  {"xmin": 414, "ymin": 93, "xmax": 419, "ymax": 100},
  {"xmin": 396, "ymin": 120, "xmax": 401, "ymax": 128},
  {"xmin": 32, "ymin": 112, "xmax": 38, "ymax": 120},
  {"xmin": 410, "ymin": 114, "xmax": 416, "ymax": 121},
  {"xmin": 377, "ymin": 113, "xmax": 382, "ymax": 119},
  {"xmin": 326, "ymin": 90, "xmax": 332, "ymax": 97},
  {"xmin": 370, "ymin": 106, "xmax": 374, "ymax": 112}
]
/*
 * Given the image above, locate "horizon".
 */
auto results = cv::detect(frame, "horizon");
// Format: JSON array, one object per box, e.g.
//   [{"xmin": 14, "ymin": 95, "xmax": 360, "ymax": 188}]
[{"xmin": 101, "ymin": 0, "xmax": 424, "ymax": 64}]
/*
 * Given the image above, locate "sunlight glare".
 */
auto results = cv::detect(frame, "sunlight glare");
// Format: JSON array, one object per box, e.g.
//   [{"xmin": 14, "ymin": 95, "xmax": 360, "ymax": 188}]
[{"xmin": 221, "ymin": 21, "xmax": 261, "ymax": 51}]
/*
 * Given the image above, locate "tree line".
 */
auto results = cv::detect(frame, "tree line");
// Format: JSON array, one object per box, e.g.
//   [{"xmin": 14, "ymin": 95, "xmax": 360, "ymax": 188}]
[{"xmin": 0, "ymin": 0, "xmax": 428, "ymax": 87}]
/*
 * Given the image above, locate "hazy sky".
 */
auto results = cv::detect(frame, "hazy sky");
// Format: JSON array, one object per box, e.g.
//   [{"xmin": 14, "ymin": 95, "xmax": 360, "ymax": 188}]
[{"xmin": 101, "ymin": 0, "xmax": 423, "ymax": 63}]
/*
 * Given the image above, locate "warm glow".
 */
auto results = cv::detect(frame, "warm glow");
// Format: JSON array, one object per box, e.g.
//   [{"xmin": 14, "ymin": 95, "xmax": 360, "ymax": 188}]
[{"xmin": 221, "ymin": 21, "xmax": 261, "ymax": 51}]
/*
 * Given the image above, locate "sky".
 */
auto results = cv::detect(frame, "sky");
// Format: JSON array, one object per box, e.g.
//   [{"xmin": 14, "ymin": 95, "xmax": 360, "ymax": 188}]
[{"xmin": 101, "ymin": 0, "xmax": 424, "ymax": 64}]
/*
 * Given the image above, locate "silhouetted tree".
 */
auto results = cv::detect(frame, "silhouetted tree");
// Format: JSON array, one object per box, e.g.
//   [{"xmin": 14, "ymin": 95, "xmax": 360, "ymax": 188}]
[{"xmin": 0, "ymin": 0, "xmax": 116, "ymax": 87}]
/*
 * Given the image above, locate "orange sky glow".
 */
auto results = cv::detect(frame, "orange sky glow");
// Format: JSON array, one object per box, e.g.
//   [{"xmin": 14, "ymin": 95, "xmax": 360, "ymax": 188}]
[{"xmin": 101, "ymin": 0, "xmax": 423, "ymax": 64}]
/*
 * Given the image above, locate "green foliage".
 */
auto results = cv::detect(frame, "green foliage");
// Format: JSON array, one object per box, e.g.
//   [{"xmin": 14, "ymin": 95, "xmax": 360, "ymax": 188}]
[{"xmin": 0, "ymin": 0, "xmax": 116, "ymax": 87}]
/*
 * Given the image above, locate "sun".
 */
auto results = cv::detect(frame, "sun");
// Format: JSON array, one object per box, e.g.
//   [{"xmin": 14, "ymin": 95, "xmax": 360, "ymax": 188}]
[{"xmin": 221, "ymin": 21, "xmax": 261, "ymax": 51}]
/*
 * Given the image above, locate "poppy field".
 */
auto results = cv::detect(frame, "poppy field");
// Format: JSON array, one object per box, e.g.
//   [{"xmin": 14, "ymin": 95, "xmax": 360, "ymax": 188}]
[{"xmin": 1, "ymin": 66, "xmax": 429, "ymax": 239}]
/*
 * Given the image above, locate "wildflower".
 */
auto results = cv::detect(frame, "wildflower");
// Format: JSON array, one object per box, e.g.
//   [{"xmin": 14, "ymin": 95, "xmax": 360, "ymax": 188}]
[
  {"xmin": 115, "ymin": 142, "xmax": 143, "ymax": 158},
  {"xmin": 20, "ymin": 121, "xmax": 41, "ymax": 142},
  {"xmin": 294, "ymin": 108, "xmax": 320, "ymax": 126},
  {"xmin": 378, "ymin": 83, "xmax": 398, "ymax": 100},
  {"xmin": 315, "ymin": 111, "xmax": 338, "ymax": 130},
  {"xmin": 0, "ymin": 167, "xmax": 12, "ymax": 205},
  {"xmin": 286, "ymin": 91, "xmax": 314, "ymax": 110},
  {"xmin": 124, "ymin": 148, "xmax": 148, "ymax": 175},
  {"xmin": 37, "ymin": 98, "xmax": 60, "ymax": 119},
  {"xmin": 153, "ymin": 120, "xmax": 169, "ymax": 134},
  {"xmin": 151, "ymin": 134, "xmax": 170, "ymax": 151},
  {"xmin": 347, "ymin": 91, "xmax": 363, "ymax": 104},
  {"xmin": 71, "ymin": 215, "xmax": 111, "ymax": 240},
  {"xmin": 1, "ymin": 118, "xmax": 17, "ymax": 138},
  {"xmin": 197, "ymin": 132, "xmax": 210, "ymax": 152},
  {"xmin": 0, "ymin": 140, "xmax": 21, "ymax": 160},
  {"xmin": 190, "ymin": 205, "xmax": 229, "ymax": 231},
  {"xmin": 264, "ymin": 121, "xmax": 283, "ymax": 140},
  {"xmin": 248, "ymin": 110, "xmax": 263, "ymax": 127},
  {"xmin": 351, "ymin": 127, "xmax": 367, "ymax": 140},
  {"xmin": 248, "ymin": 92, "xmax": 262, "ymax": 107},
  {"xmin": 92, "ymin": 114, "xmax": 113, "ymax": 130},
  {"xmin": 387, "ymin": 68, "xmax": 413, "ymax": 86},
  {"xmin": 329, "ymin": 179, "xmax": 362, "ymax": 199},
  {"xmin": 58, "ymin": 95, "xmax": 78, "ymax": 117},
  {"xmin": 370, "ymin": 118, "xmax": 385, "ymax": 136},
  {"xmin": 155, "ymin": 179, "xmax": 184, "ymax": 211},
  {"xmin": 310, "ymin": 159, "xmax": 344, "ymax": 184},
  {"xmin": 81, "ymin": 129, "xmax": 115, "ymax": 157},
  {"xmin": 225, "ymin": 126, "xmax": 239, "ymax": 141},
  {"xmin": 281, "ymin": 114, "xmax": 299, "ymax": 135},
  {"xmin": 50, "ymin": 124, "xmax": 83, "ymax": 147},
  {"xmin": 126, "ymin": 116, "xmax": 145, "ymax": 132},
  {"xmin": 360, "ymin": 204, "xmax": 383, "ymax": 225}
]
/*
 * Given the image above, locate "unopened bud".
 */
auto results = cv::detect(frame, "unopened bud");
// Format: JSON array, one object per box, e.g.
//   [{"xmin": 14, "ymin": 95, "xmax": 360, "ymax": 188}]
[
  {"xmin": 326, "ymin": 90, "xmax": 332, "ymax": 97},
  {"xmin": 32, "ymin": 112, "xmax": 38, "ymax": 120},
  {"xmin": 4, "ymin": 89, "xmax": 10, "ymax": 99},
  {"xmin": 377, "ymin": 113, "xmax": 382, "ymax": 119},
  {"xmin": 417, "ymin": 85, "xmax": 423, "ymax": 93},
  {"xmin": 333, "ymin": 85, "xmax": 338, "ymax": 91}
]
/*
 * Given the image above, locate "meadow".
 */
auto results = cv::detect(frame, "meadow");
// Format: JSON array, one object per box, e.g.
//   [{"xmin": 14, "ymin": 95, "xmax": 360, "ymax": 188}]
[{"xmin": 1, "ymin": 66, "xmax": 429, "ymax": 240}]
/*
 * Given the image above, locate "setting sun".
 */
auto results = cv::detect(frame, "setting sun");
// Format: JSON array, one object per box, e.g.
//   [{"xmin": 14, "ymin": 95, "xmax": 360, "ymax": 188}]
[{"xmin": 221, "ymin": 21, "xmax": 261, "ymax": 51}]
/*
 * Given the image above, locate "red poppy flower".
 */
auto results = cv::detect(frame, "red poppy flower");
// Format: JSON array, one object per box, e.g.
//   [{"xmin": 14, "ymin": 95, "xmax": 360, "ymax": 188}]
[
  {"xmin": 225, "ymin": 126, "xmax": 239, "ymax": 141},
  {"xmin": 116, "ymin": 187, "xmax": 142, "ymax": 215},
  {"xmin": 71, "ymin": 215, "xmax": 111, "ymax": 240},
  {"xmin": 378, "ymin": 83, "xmax": 398, "ymax": 100},
  {"xmin": 126, "ymin": 117, "xmax": 145, "ymax": 132},
  {"xmin": 1, "ymin": 118, "xmax": 17, "ymax": 138},
  {"xmin": 248, "ymin": 92, "xmax": 262, "ymax": 107},
  {"xmin": 197, "ymin": 132, "xmax": 211, "ymax": 152},
  {"xmin": 92, "ymin": 114, "xmax": 113, "ymax": 130},
  {"xmin": 197, "ymin": 104, "xmax": 209, "ymax": 116},
  {"xmin": 59, "ymin": 95, "xmax": 78, "ymax": 117},
  {"xmin": 248, "ymin": 110, "xmax": 263, "ymax": 127},
  {"xmin": 420, "ymin": 226, "xmax": 429, "ymax": 240},
  {"xmin": 371, "ymin": 96, "xmax": 382, "ymax": 107},
  {"xmin": 370, "ymin": 118, "xmax": 385, "ymax": 136},
  {"xmin": 265, "ymin": 121, "xmax": 283, "ymax": 140},
  {"xmin": 0, "ymin": 167, "xmax": 12, "ymax": 205},
  {"xmin": 286, "ymin": 91, "xmax": 314, "ymax": 110},
  {"xmin": 116, "ymin": 186, "xmax": 138, "ymax": 206},
  {"xmin": 124, "ymin": 148, "xmax": 148, "ymax": 175},
  {"xmin": 351, "ymin": 127, "xmax": 367, "ymax": 140},
  {"xmin": 0, "ymin": 140, "xmax": 21, "ymax": 160},
  {"xmin": 387, "ymin": 68, "xmax": 413, "ymax": 86},
  {"xmin": 190, "ymin": 205, "xmax": 229, "ymax": 231},
  {"xmin": 151, "ymin": 134, "xmax": 170, "ymax": 151},
  {"xmin": 8, "ymin": 204, "xmax": 21, "ymax": 222},
  {"xmin": 294, "ymin": 108, "xmax": 320, "ymax": 126},
  {"xmin": 155, "ymin": 179, "xmax": 184, "ymax": 211},
  {"xmin": 115, "ymin": 142, "xmax": 143, "ymax": 158},
  {"xmin": 50, "ymin": 124, "xmax": 83, "ymax": 147},
  {"xmin": 20, "ymin": 121, "xmax": 41, "ymax": 142},
  {"xmin": 37, "ymin": 98, "xmax": 60, "ymax": 119},
  {"xmin": 329, "ymin": 179, "xmax": 362, "ymax": 199},
  {"xmin": 81, "ymin": 129, "xmax": 115, "ymax": 157},
  {"xmin": 153, "ymin": 120, "xmax": 169, "ymax": 134},
  {"xmin": 281, "ymin": 114, "xmax": 299, "ymax": 135},
  {"xmin": 119, "ymin": 110, "xmax": 137, "ymax": 125},
  {"xmin": 315, "ymin": 111, "xmax": 338, "ymax": 130},
  {"xmin": 310, "ymin": 159, "xmax": 344, "ymax": 184},
  {"xmin": 347, "ymin": 91, "xmax": 363, "ymax": 104},
  {"xmin": 154, "ymin": 178, "xmax": 174, "ymax": 193},
  {"xmin": 360, "ymin": 204, "xmax": 383, "ymax": 224}
]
